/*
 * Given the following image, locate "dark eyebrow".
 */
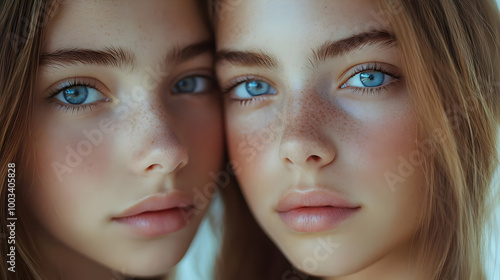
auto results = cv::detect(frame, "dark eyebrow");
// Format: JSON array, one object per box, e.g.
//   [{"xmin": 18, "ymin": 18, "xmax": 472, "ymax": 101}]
[
  {"xmin": 40, "ymin": 41, "xmax": 214, "ymax": 69},
  {"xmin": 40, "ymin": 47, "xmax": 136, "ymax": 68},
  {"xmin": 312, "ymin": 30, "xmax": 396, "ymax": 62},
  {"xmin": 216, "ymin": 50, "xmax": 280, "ymax": 69},
  {"xmin": 216, "ymin": 30, "xmax": 396, "ymax": 70},
  {"xmin": 168, "ymin": 41, "xmax": 215, "ymax": 63}
]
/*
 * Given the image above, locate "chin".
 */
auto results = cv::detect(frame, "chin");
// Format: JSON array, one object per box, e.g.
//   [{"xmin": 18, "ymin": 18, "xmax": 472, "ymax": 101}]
[
  {"xmin": 108, "ymin": 244, "xmax": 189, "ymax": 278},
  {"xmin": 118, "ymin": 260, "xmax": 177, "ymax": 278}
]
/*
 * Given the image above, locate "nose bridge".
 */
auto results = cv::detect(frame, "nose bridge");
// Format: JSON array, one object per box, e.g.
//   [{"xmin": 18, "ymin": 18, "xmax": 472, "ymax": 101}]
[
  {"xmin": 282, "ymin": 89, "xmax": 328, "ymax": 138},
  {"xmin": 126, "ymin": 97, "xmax": 188, "ymax": 175},
  {"xmin": 279, "ymin": 88, "xmax": 336, "ymax": 170}
]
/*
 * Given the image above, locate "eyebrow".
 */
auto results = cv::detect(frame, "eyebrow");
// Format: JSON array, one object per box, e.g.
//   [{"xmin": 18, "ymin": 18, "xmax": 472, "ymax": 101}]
[
  {"xmin": 40, "ymin": 47, "xmax": 135, "ymax": 68},
  {"xmin": 40, "ymin": 41, "xmax": 214, "ymax": 69},
  {"xmin": 216, "ymin": 50, "xmax": 280, "ymax": 69},
  {"xmin": 167, "ymin": 41, "xmax": 215, "ymax": 63},
  {"xmin": 216, "ymin": 30, "xmax": 396, "ymax": 69},
  {"xmin": 312, "ymin": 30, "xmax": 396, "ymax": 62}
]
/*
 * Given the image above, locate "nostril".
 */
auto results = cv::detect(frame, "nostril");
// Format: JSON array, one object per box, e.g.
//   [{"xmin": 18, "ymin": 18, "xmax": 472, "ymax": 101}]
[
  {"xmin": 308, "ymin": 155, "xmax": 322, "ymax": 162},
  {"xmin": 145, "ymin": 164, "xmax": 162, "ymax": 172}
]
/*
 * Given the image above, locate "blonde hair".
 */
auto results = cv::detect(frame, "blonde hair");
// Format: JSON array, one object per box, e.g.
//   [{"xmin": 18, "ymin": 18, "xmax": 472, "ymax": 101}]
[
  {"xmin": 213, "ymin": 0, "xmax": 500, "ymax": 279},
  {"xmin": 378, "ymin": 0, "xmax": 500, "ymax": 278}
]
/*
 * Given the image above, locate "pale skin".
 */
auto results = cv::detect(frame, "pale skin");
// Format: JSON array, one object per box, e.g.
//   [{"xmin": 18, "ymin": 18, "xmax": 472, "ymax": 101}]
[
  {"xmin": 26, "ymin": 0, "xmax": 223, "ymax": 279},
  {"xmin": 216, "ymin": 0, "xmax": 427, "ymax": 279}
]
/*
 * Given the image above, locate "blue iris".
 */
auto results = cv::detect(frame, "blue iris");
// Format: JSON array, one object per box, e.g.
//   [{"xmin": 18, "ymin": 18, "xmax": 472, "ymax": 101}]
[
  {"xmin": 359, "ymin": 71, "xmax": 385, "ymax": 87},
  {"xmin": 245, "ymin": 80, "xmax": 271, "ymax": 96},
  {"xmin": 174, "ymin": 77, "xmax": 197, "ymax": 93},
  {"xmin": 63, "ymin": 86, "xmax": 89, "ymax": 104}
]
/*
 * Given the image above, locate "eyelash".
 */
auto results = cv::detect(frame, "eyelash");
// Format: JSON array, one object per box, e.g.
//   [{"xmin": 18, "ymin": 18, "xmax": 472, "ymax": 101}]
[
  {"xmin": 343, "ymin": 63, "xmax": 402, "ymax": 96},
  {"xmin": 220, "ymin": 75, "xmax": 275, "ymax": 106},
  {"xmin": 45, "ymin": 79, "xmax": 106, "ymax": 114},
  {"xmin": 221, "ymin": 75, "xmax": 259, "ymax": 95},
  {"xmin": 221, "ymin": 63, "xmax": 402, "ymax": 107}
]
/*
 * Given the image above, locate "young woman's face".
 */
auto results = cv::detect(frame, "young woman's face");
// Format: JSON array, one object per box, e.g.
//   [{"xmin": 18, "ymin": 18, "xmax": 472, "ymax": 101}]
[
  {"xmin": 217, "ymin": 0, "xmax": 425, "ymax": 278},
  {"xmin": 28, "ymin": 0, "xmax": 223, "ymax": 277}
]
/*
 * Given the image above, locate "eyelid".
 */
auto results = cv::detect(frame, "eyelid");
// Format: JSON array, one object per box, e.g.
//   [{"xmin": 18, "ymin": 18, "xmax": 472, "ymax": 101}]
[
  {"xmin": 44, "ymin": 77, "xmax": 111, "ymax": 114},
  {"xmin": 170, "ymin": 69, "xmax": 216, "ymax": 92},
  {"xmin": 172, "ymin": 75, "xmax": 215, "ymax": 94},
  {"xmin": 45, "ymin": 77, "xmax": 110, "ymax": 100},
  {"xmin": 221, "ymin": 75, "xmax": 275, "ymax": 95},
  {"xmin": 339, "ymin": 62, "xmax": 401, "ymax": 87}
]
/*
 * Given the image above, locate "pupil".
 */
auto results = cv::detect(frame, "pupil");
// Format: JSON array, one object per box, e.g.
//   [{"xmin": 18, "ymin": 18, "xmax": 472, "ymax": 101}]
[
  {"xmin": 360, "ymin": 72, "xmax": 384, "ymax": 87},
  {"xmin": 176, "ymin": 77, "xmax": 196, "ymax": 92},
  {"xmin": 63, "ymin": 86, "xmax": 88, "ymax": 104},
  {"xmin": 246, "ymin": 81, "xmax": 268, "ymax": 96}
]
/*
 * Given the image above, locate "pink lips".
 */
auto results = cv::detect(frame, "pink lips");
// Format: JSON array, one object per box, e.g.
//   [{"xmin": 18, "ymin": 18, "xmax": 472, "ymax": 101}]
[
  {"xmin": 276, "ymin": 190, "xmax": 360, "ymax": 232},
  {"xmin": 113, "ymin": 192, "xmax": 194, "ymax": 237}
]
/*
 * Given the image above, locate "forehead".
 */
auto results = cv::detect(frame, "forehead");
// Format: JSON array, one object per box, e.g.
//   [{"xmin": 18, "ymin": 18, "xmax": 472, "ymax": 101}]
[
  {"xmin": 216, "ymin": 0, "xmax": 387, "ymax": 50},
  {"xmin": 44, "ymin": 0, "xmax": 208, "ymax": 53}
]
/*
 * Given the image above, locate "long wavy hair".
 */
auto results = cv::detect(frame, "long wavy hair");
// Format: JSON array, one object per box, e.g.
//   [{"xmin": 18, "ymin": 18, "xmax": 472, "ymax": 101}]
[
  {"xmin": 0, "ymin": 1, "xmax": 59, "ymax": 279},
  {"xmin": 212, "ymin": 0, "xmax": 500, "ymax": 279},
  {"xmin": 381, "ymin": 0, "xmax": 500, "ymax": 279}
]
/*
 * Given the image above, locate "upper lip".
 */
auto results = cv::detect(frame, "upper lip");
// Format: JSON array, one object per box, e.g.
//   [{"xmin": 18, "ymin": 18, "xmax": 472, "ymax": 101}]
[
  {"xmin": 114, "ymin": 191, "xmax": 194, "ymax": 219},
  {"xmin": 276, "ymin": 189, "xmax": 359, "ymax": 212}
]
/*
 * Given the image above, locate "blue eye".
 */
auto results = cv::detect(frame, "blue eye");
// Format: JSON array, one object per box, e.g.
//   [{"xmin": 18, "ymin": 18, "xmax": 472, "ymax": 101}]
[
  {"xmin": 233, "ymin": 80, "xmax": 277, "ymax": 99},
  {"xmin": 173, "ymin": 76, "xmax": 213, "ymax": 93},
  {"xmin": 343, "ymin": 70, "xmax": 395, "ymax": 89},
  {"xmin": 53, "ymin": 85, "xmax": 106, "ymax": 105},
  {"xmin": 360, "ymin": 71, "xmax": 385, "ymax": 87}
]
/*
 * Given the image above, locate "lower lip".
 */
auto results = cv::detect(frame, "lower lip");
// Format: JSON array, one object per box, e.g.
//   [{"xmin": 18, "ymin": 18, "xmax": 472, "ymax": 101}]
[
  {"xmin": 113, "ymin": 207, "xmax": 192, "ymax": 237},
  {"xmin": 278, "ymin": 207, "xmax": 360, "ymax": 232}
]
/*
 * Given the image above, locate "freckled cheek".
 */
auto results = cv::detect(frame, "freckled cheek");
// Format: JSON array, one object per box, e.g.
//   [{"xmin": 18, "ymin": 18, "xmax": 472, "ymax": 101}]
[
  {"xmin": 226, "ymin": 109, "xmax": 277, "ymax": 171},
  {"xmin": 227, "ymin": 127, "xmax": 274, "ymax": 219},
  {"xmin": 225, "ymin": 113, "xmax": 279, "ymax": 212},
  {"xmin": 32, "ymin": 122, "xmax": 114, "ymax": 187},
  {"xmin": 27, "ymin": 125, "xmax": 115, "ymax": 225},
  {"xmin": 356, "ymin": 113, "xmax": 418, "ymax": 183}
]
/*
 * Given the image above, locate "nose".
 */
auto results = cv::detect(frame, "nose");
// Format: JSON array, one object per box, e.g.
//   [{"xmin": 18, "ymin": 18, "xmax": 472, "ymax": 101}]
[
  {"xmin": 278, "ymin": 92, "xmax": 336, "ymax": 171},
  {"xmin": 129, "ymin": 105, "xmax": 189, "ymax": 176}
]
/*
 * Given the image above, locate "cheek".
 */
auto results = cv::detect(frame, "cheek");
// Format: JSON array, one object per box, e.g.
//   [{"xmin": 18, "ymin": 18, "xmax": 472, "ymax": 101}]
[
  {"xmin": 354, "ymin": 102, "xmax": 421, "ymax": 194},
  {"xmin": 31, "ymin": 117, "xmax": 114, "ymax": 192},
  {"xmin": 225, "ymin": 106, "xmax": 276, "ymax": 182},
  {"xmin": 359, "ymin": 113, "xmax": 417, "ymax": 173},
  {"xmin": 348, "ymin": 102, "xmax": 424, "ymax": 235},
  {"xmin": 225, "ymin": 104, "xmax": 300, "ymax": 223},
  {"xmin": 27, "ymin": 123, "xmax": 115, "ymax": 240},
  {"xmin": 185, "ymin": 101, "xmax": 224, "ymax": 164}
]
